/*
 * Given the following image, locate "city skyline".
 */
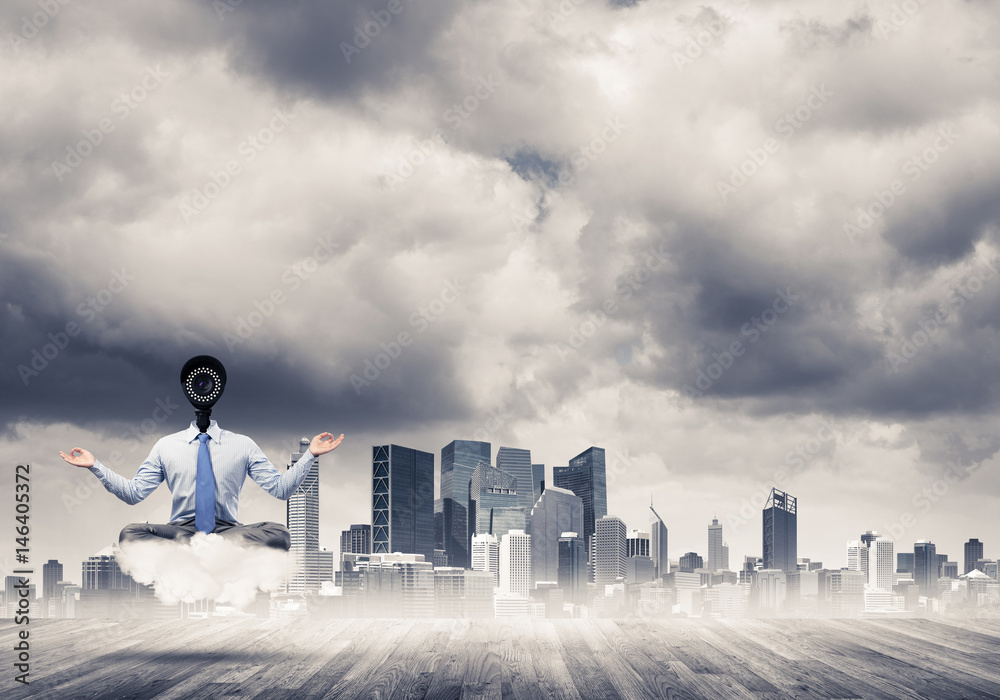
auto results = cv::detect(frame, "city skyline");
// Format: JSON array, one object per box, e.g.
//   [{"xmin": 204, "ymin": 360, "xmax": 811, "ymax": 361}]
[{"xmin": 6, "ymin": 427, "xmax": 993, "ymax": 593}]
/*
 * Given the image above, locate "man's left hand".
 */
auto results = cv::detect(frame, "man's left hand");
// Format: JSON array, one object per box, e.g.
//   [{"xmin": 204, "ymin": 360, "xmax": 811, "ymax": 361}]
[{"xmin": 310, "ymin": 432, "xmax": 344, "ymax": 456}]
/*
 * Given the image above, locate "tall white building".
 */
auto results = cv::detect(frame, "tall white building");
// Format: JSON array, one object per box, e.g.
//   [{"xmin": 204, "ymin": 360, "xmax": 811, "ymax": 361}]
[
  {"xmin": 650, "ymin": 501, "xmax": 669, "ymax": 578},
  {"xmin": 286, "ymin": 437, "xmax": 333, "ymax": 594},
  {"xmin": 499, "ymin": 530, "xmax": 531, "ymax": 597},
  {"xmin": 472, "ymin": 533, "xmax": 500, "ymax": 586},
  {"xmin": 869, "ymin": 537, "xmax": 895, "ymax": 592},
  {"xmin": 595, "ymin": 516, "xmax": 628, "ymax": 585},
  {"xmin": 846, "ymin": 540, "xmax": 869, "ymax": 581},
  {"xmin": 708, "ymin": 517, "xmax": 729, "ymax": 571}
]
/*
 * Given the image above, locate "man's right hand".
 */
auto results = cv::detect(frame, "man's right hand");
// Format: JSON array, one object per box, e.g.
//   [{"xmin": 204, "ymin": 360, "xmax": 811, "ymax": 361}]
[{"xmin": 59, "ymin": 448, "xmax": 95, "ymax": 468}]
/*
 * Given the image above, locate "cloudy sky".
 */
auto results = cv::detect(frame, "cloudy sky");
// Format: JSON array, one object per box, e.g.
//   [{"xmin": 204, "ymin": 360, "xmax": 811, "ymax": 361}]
[{"xmin": 2, "ymin": 0, "xmax": 998, "ymax": 584}]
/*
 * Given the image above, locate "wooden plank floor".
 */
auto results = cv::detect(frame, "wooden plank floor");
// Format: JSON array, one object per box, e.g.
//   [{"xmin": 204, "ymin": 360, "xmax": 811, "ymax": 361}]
[{"xmin": 4, "ymin": 617, "xmax": 1000, "ymax": 699}]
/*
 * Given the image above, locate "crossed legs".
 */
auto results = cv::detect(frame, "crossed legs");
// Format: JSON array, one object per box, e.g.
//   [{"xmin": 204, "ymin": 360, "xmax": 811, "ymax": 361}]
[{"xmin": 119, "ymin": 518, "xmax": 291, "ymax": 550}]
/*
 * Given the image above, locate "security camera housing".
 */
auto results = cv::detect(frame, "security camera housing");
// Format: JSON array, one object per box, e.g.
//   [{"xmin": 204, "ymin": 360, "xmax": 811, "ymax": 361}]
[{"xmin": 180, "ymin": 355, "xmax": 227, "ymax": 433}]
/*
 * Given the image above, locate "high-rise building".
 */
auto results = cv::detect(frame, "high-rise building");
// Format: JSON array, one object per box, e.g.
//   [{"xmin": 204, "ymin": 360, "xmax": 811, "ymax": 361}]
[
  {"xmin": 679, "ymin": 552, "xmax": 704, "ymax": 572},
  {"xmin": 627, "ymin": 529, "xmax": 651, "ymax": 558},
  {"xmin": 438, "ymin": 440, "xmax": 491, "ymax": 568},
  {"xmin": 914, "ymin": 540, "xmax": 938, "ymax": 596},
  {"xmin": 965, "ymin": 539, "xmax": 985, "ymax": 575},
  {"xmin": 471, "ymin": 533, "xmax": 500, "ymax": 585},
  {"xmin": 869, "ymin": 537, "xmax": 894, "ymax": 592},
  {"xmin": 762, "ymin": 488, "xmax": 797, "ymax": 573},
  {"xmin": 552, "ymin": 447, "xmax": 607, "ymax": 547},
  {"xmin": 287, "ymin": 438, "xmax": 333, "ymax": 594},
  {"xmin": 78, "ymin": 544, "xmax": 148, "ymax": 618},
  {"xmin": 340, "ymin": 552, "xmax": 434, "ymax": 617},
  {"xmin": 557, "ymin": 532, "xmax": 587, "ymax": 603},
  {"xmin": 531, "ymin": 463, "xmax": 545, "ymax": 504},
  {"xmin": 846, "ymin": 540, "xmax": 869, "ymax": 580},
  {"xmin": 433, "ymin": 568, "xmax": 494, "ymax": 618},
  {"xmin": 860, "ymin": 530, "xmax": 879, "ymax": 547},
  {"xmin": 897, "ymin": 552, "xmax": 915, "ymax": 574},
  {"xmin": 594, "ymin": 515, "xmax": 627, "ymax": 585},
  {"xmin": 529, "ymin": 486, "xmax": 584, "ymax": 584},
  {"xmin": 757, "ymin": 569, "xmax": 787, "ymax": 610},
  {"xmin": 469, "ymin": 462, "xmax": 523, "ymax": 544},
  {"xmin": 650, "ymin": 500, "xmax": 669, "ymax": 578},
  {"xmin": 82, "ymin": 544, "xmax": 134, "ymax": 591},
  {"xmin": 42, "ymin": 559, "xmax": 63, "ymax": 616},
  {"xmin": 288, "ymin": 437, "xmax": 320, "ymax": 553},
  {"xmin": 372, "ymin": 444, "xmax": 435, "ymax": 560},
  {"xmin": 496, "ymin": 447, "xmax": 534, "ymax": 515},
  {"xmin": 499, "ymin": 530, "xmax": 531, "ymax": 597},
  {"xmin": 340, "ymin": 524, "xmax": 372, "ymax": 559},
  {"xmin": 708, "ymin": 518, "xmax": 729, "ymax": 571},
  {"xmin": 626, "ymin": 556, "xmax": 655, "ymax": 584}
]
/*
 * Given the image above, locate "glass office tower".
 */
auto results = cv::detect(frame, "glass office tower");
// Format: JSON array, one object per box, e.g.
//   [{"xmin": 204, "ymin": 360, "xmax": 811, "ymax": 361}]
[
  {"xmin": 372, "ymin": 444, "xmax": 435, "ymax": 561},
  {"xmin": 438, "ymin": 440, "xmax": 491, "ymax": 568},
  {"xmin": 552, "ymin": 446, "xmax": 607, "ymax": 546},
  {"xmin": 762, "ymin": 488, "xmax": 797, "ymax": 573},
  {"xmin": 496, "ymin": 446, "xmax": 534, "ymax": 515}
]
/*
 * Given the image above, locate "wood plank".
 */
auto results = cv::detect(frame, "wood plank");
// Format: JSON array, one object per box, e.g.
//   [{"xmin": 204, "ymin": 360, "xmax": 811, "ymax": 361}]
[
  {"xmin": 7, "ymin": 617, "xmax": 1000, "ymax": 700},
  {"xmin": 553, "ymin": 619, "xmax": 627, "ymax": 700}
]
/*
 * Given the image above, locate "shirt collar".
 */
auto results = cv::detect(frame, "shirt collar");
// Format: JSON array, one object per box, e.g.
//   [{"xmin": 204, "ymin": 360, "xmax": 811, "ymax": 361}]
[{"xmin": 185, "ymin": 419, "xmax": 222, "ymax": 443}]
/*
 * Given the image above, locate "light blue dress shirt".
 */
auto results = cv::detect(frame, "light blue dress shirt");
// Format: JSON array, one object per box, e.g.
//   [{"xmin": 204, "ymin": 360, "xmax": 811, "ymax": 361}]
[{"xmin": 87, "ymin": 420, "xmax": 316, "ymax": 524}]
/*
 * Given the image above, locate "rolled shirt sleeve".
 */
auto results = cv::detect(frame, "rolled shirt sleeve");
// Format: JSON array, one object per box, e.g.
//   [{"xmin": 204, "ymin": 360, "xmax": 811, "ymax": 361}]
[
  {"xmin": 246, "ymin": 440, "xmax": 316, "ymax": 499},
  {"xmin": 88, "ymin": 442, "xmax": 166, "ymax": 505}
]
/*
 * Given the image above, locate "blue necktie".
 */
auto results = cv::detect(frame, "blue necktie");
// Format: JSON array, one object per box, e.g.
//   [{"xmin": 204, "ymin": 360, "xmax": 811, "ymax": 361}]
[{"xmin": 195, "ymin": 433, "xmax": 215, "ymax": 533}]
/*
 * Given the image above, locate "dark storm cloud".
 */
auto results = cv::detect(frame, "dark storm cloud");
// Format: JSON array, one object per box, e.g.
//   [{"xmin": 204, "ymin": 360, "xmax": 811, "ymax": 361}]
[
  {"xmin": 207, "ymin": 0, "xmax": 463, "ymax": 101},
  {"xmin": 883, "ymin": 177, "xmax": 1000, "ymax": 266}
]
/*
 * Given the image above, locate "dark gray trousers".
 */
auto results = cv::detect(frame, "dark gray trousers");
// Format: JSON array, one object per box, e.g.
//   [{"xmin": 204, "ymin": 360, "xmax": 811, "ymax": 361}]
[{"xmin": 119, "ymin": 518, "xmax": 291, "ymax": 550}]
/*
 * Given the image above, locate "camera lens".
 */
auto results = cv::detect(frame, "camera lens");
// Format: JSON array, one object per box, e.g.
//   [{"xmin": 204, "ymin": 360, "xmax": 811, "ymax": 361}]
[{"xmin": 192, "ymin": 374, "xmax": 215, "ymax": 396}]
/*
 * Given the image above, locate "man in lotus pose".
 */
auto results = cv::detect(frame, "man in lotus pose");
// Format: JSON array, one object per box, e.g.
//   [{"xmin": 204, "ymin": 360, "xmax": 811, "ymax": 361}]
[{"xmin": 59, "ymin": 426, "xmax": 344, "ymax": 550}]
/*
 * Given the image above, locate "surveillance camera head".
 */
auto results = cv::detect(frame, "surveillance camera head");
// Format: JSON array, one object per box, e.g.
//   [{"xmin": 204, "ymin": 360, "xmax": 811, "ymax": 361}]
[{"xmin": 180, "ymin": 355, "xmax": 227, "ymax": 432}]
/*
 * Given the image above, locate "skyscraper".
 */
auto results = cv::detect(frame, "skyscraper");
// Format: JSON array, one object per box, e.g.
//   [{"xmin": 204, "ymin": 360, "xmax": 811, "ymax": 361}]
[
  {"xmin": 340, "ymin": 524, "xmax": 372, "ymax": 559},
  {"xmin": 762, "ymin": 488, "xmax": 797, "ymax": 573},
  {"xmin": 531, "ymin": 463, "xmax": 545, "ymax": 503},
  {"xmin": 528, "ymin": 486, "xmax": 584, "ymax": 584},
  {"xmin": 679, "ymin": 552, "xmax": 704, "ymax": 572},
  {"xmin": 708, "ymin": 518, "xmax": 729, "ymax": 571},
  {"xmin": 469, "ymin": 461, "xmax": 524, "ymax": 544},
  {"xmin": 471, "ymin": 533, "xmax": 500, "ymax": 585},
  {"xmin": 499, "ymin": 529, "xmax": 531, "ymax": 597},
  {"xmin": 287, "ymin": 437, "xmax": 333, "ymax": 594},
  {"xmin": 82, "ymin": 544, "xmax": 133, "ymax": 591},
  {"xmin": 869, "ymin": 537, "xmax": 894, "ymax": 592},
  {"xmin": 553, "ymin": 447, "xmax": 607, "ymax": 546},
  {"xmin": 438, "ymin": 440, "xmax": 491, "ymax": 568},
  {"xmin": 288, "ymin": 437, "xmax": 320, "ymax": 553},
  {"xmin": 965, "ymin": 539, "xmax": 984, "ymax": 575},
  {"xmin": 627, "ymin": 529, "xmax": 650, "ymax": 558},
  {"xmin": 557, "ymin": 532, "xmax": 587, "ymax": 603},
  {"xmin": 650, "ymin": 500, "xmax": 669, "ymax": 578},
  {"xmin": 594, "ymin": 515, "xmax": 627, "ymax": 585},
  {"xmin": 496, "ymin": 446, "xmax": 534, "ymax": 515},
  {"xmin": 846, "ymin": 540, "xmax": 869, "ymax": 581},
  {"xmin": 897, "ymin": 552, "xmax": 915, "ymax": 574},
  {"xmin": 42, "ymin": 559, "xmax": 63, "ymax": 616},
  {"xmin": 372, "ymin": 444, "xmax": 435, "ymax": 560},
  {"xmin": 914, "ymin": 540, "xmax": 938, "ymax": 596}
]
